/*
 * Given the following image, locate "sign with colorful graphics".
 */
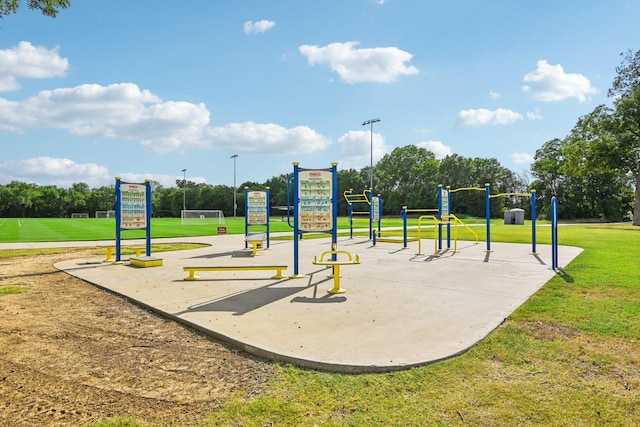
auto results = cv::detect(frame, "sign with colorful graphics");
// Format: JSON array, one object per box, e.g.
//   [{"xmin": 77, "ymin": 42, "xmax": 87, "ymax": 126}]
[
  {"xmin": 120, "ymin": 182, "xmax": 147, "ymax": 229},
  {"xmin": 298, "ymin": 169, "xmax": 332, "ymax": 232},
  {"xmin": 247, "ymin": 190, "xmax": 268, "ymax": 225},
  {"xmin": 441, "ymin": 189, "xmax": 450, "ymax": 216}
]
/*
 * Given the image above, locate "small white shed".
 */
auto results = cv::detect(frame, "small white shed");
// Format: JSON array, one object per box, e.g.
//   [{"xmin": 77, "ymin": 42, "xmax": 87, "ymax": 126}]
[{"xmin": 504, "ymin": 208, "xmax": 525, "ymax": 225}]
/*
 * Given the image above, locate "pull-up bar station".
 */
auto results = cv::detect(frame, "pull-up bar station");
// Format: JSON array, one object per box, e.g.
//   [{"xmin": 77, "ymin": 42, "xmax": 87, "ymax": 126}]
[{"xmin": 441, "ymin": 184, "xmax": 537, "ymax": 254}]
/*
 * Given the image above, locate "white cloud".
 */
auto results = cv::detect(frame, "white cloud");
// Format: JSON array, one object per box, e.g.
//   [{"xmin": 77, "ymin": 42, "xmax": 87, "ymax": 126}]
[
  {"xmin": 510, "ymin": 152, "xmax": 535, "ymax": 165},
  {"xmin": 0, "ymin": 41, "xmax": 69, "ymax": 92},
  {"xmin": 243, "ymin": 20, "xmax": 276, "ymax": 34},
  {"xmin": 0, "ymin": 83, "xmax": 210, "ymax": 152},
  {"xmin": 417, "ymin": 140, "xmax": 452, "ymax": 159},
  {"xmin": 338, "ymin": 130, "xmax": 390, "ymax": 169},
  {"xmin": 0, "ymin": 157, "xmax": 109, "ymax": 186},
  {"xmin": 0, "ymin": 82, "xmax": 333, "ymax": 156},
  {"xmin": 457, "ymin": 108, "xmax": 523, "ymax": 127},
  {"xmin": 205, "ymin": 122, "xmax": 331, "ymax": 154},
  {"xmin": 489, "ymin": 89, "xmax": 501, "ymax": 99},
  {"xmin": 526, "ymin": 108, "xmax": 543, "ymax": 120},
  {"xmin": 298, "ymin": 41, "xmax": 419, "ymax": 84},
  {"xmin": 522, "ymin": 60, "xmax": 597, "ymax": 102}
]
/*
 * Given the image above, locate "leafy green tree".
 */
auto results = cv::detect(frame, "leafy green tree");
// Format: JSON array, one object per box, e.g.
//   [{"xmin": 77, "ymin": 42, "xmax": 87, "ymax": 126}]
[
  {"xmin": 375, "ymin": 145, "xmax": 439, "ymax": 214},
  {"xmin": 608, "ymin": 49, "xmax": 640, "ymax": 225},
  {"xmin": 0, "ymin": 0, "xmax": 70, "ymax": 18}
]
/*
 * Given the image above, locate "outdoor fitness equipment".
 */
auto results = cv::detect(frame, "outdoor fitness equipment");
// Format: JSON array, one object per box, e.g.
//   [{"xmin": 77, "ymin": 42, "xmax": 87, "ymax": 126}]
[
  {"xmin": 114, "ymin": 177, "xmax": 162, "ymax": 267},
  {"xmin": 313, "ymin": 249, "xmax": 361, "ymax": 294},
  {"xmin": 343, "ymin": 189, "xmax": 380, "ymax": 240},
  {"xmin": 444, "ymin": 184, "xmax": 538, "ymax": 254},
  {"xmin": 244, "ymin": 187, "xmax": 271, "ymax": 252}
]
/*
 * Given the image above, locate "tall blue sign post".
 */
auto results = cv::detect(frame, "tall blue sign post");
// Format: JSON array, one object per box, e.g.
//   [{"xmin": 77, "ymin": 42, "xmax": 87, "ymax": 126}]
[
  {"xmin": 292, "ymin": 162, "xmax": 338, "ymax": 277},
  {"xmin": 114, "ymin": 177, "xmax": 154, "ymax": 264},
  {"xmin": 244, "ymin": 188, "xmax": 271, "ymax": 248}
]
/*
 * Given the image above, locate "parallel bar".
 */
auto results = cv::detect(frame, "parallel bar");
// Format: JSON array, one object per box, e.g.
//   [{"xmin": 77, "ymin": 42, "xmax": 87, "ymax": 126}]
[{"xmin": 183, "ymin": 265, "xmax": 288, "ymax": 280}]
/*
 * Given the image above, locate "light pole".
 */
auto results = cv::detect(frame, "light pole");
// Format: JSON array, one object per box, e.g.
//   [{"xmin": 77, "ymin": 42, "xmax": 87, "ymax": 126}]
[
  {"xmin": 181, "ymin": 168, "xmax": 187, "ymax": 212},
  {"xmin": 362, "ymin": 118, "xmax": 380, "ymax": 191},
  {"xmin": 231, "ymin": 154, "xmax": 238, "ymax": 219}
]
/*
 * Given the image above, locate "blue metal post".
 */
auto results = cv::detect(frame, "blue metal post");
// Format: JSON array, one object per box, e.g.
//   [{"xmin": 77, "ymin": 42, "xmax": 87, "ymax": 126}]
[
  {"xmin": 266, "ymin": 187, "xmax": 271, "ymax": 248},
  {"xmin": 531, "ymin": 189, "xmax": 537, "ymax": 254},
  {"xmin": 115, "ymin": 177, "xmax": 121, "ymax": 262},
  {"xmin": 331, "ymin": 163, "xmax": 338, "ymax": 260},
  {"xmin": 402, "ymin": 206, "xmax": 408, "ymax": 248},
  {"xmin": 293, "ymin": 162, "xmax": 300, "ymax": 276},
  {"xmin": 437, "ymin": 185, "xmax": 443, "ymax": 250},
  {"xmin": 446, "ymin": 186, "xmax": 451, "ymax": 249},
  {"xmin": 145, "ymin": 179, "xmax": 151, "ymax": 256},
  {"xmin": 244, "ymin": 188, "xmax": 249, "ymax": 248},
  {"xmin": 551, "ymin": 196, "xmax": 558, "ymax": 270},
  {"xmin": 485, "ymin": 183, "xmax": 491, "ymax": 252}
]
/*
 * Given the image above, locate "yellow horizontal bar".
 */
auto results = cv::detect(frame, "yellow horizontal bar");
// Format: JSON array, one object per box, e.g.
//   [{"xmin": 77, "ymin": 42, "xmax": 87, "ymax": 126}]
[
  {"xmin": 184, "ymin": 265, "xmax": 286, "ymax": 271},
  {"xmin": 449, "ymin": 187, "xmax": 485, "ymax": 193},
  {"xmin": 489, "ymin": 192, "xmax": 531, "ymax": 198}
]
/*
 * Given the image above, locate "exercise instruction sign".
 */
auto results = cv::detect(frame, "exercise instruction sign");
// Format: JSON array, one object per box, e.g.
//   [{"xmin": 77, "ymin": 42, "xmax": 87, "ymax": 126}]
[
  {"xmin": 120, "ymin": 182, "xmax": 147, "ymax": 229},
  {"xmin": 299, "ymin": 169, "xmax": 332, "ymax": 232},
  {"xmin": 247, "ymin": 190, "xmax": 268, "ymax": 225}
]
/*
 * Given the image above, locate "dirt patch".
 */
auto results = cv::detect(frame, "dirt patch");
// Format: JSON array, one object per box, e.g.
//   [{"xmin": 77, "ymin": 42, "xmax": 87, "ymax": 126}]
[
  {"xmin": 522, "ymin": 320, "xmax": 581, "ymax": 341},
  {"xmin": 0, "ymin": 250, "xmax": 273, "ymax": 426}
]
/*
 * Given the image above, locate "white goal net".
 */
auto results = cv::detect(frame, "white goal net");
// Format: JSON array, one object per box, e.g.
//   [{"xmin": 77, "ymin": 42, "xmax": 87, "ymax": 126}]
[
  {"xmin": 95, "ymin": 210, "xmax": 116, "ymax": 218},
  {"xmin": 71, "ymin": 213, "xmax": 89, "ymax": 218},
  {"xmin": 181, "ymin": 209, "xmax": 225, "ymax": 225}
]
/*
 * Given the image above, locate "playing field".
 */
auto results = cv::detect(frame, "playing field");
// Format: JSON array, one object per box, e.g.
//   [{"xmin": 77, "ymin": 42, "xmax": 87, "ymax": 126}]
[{"xmin": 0, "ymin": 217, "xmax": 296, "ymax": 243}]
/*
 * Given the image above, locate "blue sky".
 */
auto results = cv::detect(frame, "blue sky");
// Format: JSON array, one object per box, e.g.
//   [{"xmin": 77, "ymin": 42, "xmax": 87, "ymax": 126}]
[{"xmin": 0, "ymin": 1, "xmax": 637, "ymax": 189}]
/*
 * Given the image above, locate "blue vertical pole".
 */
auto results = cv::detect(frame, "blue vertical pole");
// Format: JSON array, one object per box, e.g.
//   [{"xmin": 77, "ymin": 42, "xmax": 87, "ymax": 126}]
[
  {"xmin": 266, "ymin": 187, "xmax": 271, "ymax": 248},
  {"xmin": 331, "ymin": 163, "xmax": 338, "ymax": 261},
  {"xmin": 369, "ymin": 192, "xmax": 373, "ymax": 240},
  {"xmin": 437, "ymin": 185, "xmax": 443, "ymax": 250},
  {"xmin": 115, "ymin": 177, "xmax": 121, "ymax": 262},
  {"xmin": 293, "ymin": 162, "xmax": 300, "ymax": 276},
  {"xmin": 446, "ymin": 186, "xmax": 451, "ymax": 249},
  {"xmin": 402, "ymin": 206, "xmax": 408, "ymax": 248},
  {"xmin": 244, "ymin": 188, "xmax": 249, "ymax": 248},
  {"xmin": 378, "ymin": 196, "xmax": 382, "ymax": 238},
  {"xmin": 531, "ymin": 189, "xmax": 537, "ymax": 254},
  {"xmin": 551, "ymin": 196, "xmax": 558, "ymax": 270},
  {"xmin": 348, "ymin": 197, "xmax": 354, "ymax": 239},
  {"xmin": 145, "ymin": 179, "xmax": 152, "ymax": 256},
  {"xmin": 485, "ymin": 183, "xmax": 491, "ymax": 252}
]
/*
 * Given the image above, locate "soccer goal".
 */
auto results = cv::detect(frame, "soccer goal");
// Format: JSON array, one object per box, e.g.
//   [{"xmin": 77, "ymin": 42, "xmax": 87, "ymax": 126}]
[
  {"xmin": 95, "ymin": 209, "xmax": 116, "ymax": 218},
  {"xmin": 181, "ymin": 209, "xmax": 225, "ymax": 225},
  {"xmin": 71, "ymin": 213, "xmax": 89, "ymax": 218}
]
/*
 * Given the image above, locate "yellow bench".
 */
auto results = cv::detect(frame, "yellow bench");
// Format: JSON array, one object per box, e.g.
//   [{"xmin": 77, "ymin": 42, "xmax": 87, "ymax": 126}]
[
  {"xmin": 101, "ymin": 245, "xmax": 145, "ymax": 262},
  {"xmin": 183, "ymin": 265, "xmax": 287, "ymax": 281},
  {"xmin": 245, "ymin": 233, "xmax": 266, "ymax": 256}
]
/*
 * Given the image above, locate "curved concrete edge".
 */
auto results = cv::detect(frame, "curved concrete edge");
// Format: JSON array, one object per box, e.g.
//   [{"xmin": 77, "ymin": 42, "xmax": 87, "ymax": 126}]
[
  {"xmin": 50, "ymin": 236, "xmax": 584, "ymax": 374},
  {"xmin": 53, "ymin": 261, "xmax": 491, "ymax": 374}
]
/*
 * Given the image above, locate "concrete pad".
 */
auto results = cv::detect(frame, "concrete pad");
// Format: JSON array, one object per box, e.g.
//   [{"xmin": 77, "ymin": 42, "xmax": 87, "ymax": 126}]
[{"xmin": 52, "ymin": 234, "xmax": 582, "ymax": 373}]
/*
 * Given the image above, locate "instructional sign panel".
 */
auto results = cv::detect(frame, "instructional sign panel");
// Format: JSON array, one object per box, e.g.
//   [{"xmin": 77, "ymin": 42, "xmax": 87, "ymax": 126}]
[
  {"xmin": 120, "ymin": 182, "xmax": 147, "ymax": 229},
  {"xmin": 441, "ymin": 189, "xmax": 450, "ymax": 216},
  {"xmin": 299, "ymin": 169, "xmax": 333, "ymax": 232},
  {"xmin": 372, "ymin": 196, "xmax": 380, "ymax": 222},
  {"xmin": 247, "ymin": 190, "xmax": 268, "ymax": 225}
]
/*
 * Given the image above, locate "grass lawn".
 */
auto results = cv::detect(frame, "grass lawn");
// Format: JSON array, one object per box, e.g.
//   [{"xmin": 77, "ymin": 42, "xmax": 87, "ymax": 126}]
[
  {"xmin": 197, "ymin": 224, "xmax": 640, "ymax": 426},
  {"xmin": 2, "ymin": 218, "xmax": 639, "ymax": 425}
]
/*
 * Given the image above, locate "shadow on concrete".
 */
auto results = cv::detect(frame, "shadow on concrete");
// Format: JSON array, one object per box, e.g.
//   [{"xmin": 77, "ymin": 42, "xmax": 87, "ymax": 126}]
[{"xmin": 173, "ymin": 268, "xmax": 345, "ymax": 316}]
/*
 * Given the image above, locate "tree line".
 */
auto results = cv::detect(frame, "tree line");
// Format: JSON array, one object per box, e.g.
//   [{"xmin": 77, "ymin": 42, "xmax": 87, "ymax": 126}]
[{"xmin": 0, "ymin": 150, "xmax": 531, "ymax": 220}]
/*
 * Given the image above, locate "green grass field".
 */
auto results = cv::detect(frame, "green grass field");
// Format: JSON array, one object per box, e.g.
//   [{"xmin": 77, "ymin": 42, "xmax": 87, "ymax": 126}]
[
  {"xmin": 0, "ymin": 216, "xmax": 534, "ymax": 244},
  {"xmin": 0, "ymin": 217, "xmax": 295, "ymax": 243}
]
